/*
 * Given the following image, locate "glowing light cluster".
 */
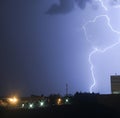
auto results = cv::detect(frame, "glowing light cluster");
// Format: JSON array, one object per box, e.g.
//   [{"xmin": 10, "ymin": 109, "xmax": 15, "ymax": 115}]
[{"xmin": 8, "ymin": 96, "xmax": 18, "ymax": 105}]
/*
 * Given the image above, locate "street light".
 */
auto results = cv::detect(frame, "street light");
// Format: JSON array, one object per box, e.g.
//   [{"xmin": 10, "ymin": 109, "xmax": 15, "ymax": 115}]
[{"xmin": 8, "ymin": 96, "xmax": 18, "ymax": 105}]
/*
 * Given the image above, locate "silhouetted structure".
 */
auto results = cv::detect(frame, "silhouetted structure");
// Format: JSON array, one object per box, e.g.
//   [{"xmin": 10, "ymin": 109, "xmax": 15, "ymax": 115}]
[
  {"xmin": 66, "ymin": 84, "xmax": 68, "ymax": 96},
  {"xmin": 111, "ymin": 75, "xmax": 120, "ymax": 94}
]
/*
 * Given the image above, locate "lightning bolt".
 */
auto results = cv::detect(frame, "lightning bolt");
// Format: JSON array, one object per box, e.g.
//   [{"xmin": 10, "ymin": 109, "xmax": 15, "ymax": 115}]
[
  {"xmin": 96, "ymin": 0, "xmax": 108, "ymax": 11},
  {"xmin": 88, "ymin": 40, "xmax": 120, "ymax": 93},
  {"xmin": 88, "ymin": 48, "xmax": 98, "ymax": 93},
  {"xmin": 82, "ymin": 0, "xmax": 120, "ymax": 93}
]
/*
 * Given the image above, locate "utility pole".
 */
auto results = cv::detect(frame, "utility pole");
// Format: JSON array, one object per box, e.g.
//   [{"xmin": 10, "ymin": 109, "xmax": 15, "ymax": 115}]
[{"xmin": 66, "ymin": 83, "xmax": 68, "ymax": 96}]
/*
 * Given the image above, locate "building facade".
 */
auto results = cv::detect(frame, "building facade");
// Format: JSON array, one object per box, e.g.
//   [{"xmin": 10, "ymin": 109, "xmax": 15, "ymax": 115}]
[{"xmin": 111, "ymin": 75, "xmax": 120, "ymax": 94}]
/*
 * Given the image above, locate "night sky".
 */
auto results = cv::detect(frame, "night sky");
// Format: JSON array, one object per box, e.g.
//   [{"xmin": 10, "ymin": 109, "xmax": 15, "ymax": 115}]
[{"xmin": 1, "ymin": 0, "xmax": 120, "ymax": 96}]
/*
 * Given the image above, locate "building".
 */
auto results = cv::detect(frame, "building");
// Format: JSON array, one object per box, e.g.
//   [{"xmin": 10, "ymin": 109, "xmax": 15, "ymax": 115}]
[{"xmin": 111, "ymin": 75, "xmax": 120, "ymax": 94}]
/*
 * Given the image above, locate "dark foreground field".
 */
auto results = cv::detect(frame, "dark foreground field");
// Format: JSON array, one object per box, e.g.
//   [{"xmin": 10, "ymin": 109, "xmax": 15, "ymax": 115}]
[{"xmin": 0, "ymin": 103, "xmax": 120, "ymax": 118}]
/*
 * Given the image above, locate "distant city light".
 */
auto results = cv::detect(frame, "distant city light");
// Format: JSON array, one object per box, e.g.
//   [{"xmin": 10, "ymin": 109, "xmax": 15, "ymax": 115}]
[
  {"xmin": 57, "ymin": 98, "xmax": 62, "ymax": 105},
  {"xmin": 29, "ymin": 103, "xmax": 33, "ymax": 108},
  {"xmin": 40, "ymin": 101, "xmax": 44, "ymax": 107},
  {"xmin": 8, "ymin": 96, "xmax": 18, "ymax": 105},
  {"xmin": 22, "ymin": 104, "xmax": 24, "ymax": 108},
  {"xmin": 65, "ymin": 98, "xmax": 69, "ymax": 103}
]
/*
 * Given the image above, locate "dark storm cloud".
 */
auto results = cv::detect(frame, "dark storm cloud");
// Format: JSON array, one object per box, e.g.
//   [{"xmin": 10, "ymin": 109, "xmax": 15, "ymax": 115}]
[
  {"xmin": 46, "ymin": 0, "xmax": 74, "ymax": 14},
  {"xmin": 76, "ymin": 0, "xmax": 92, "ymax": 9},
  {"xmin": 46, "ymin": 0, "xmax": 92, "ymax": 14}
]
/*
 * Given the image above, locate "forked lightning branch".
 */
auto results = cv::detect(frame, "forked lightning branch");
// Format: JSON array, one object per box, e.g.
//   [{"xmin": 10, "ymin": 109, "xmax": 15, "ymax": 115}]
[{"xmin": 82, "ymin": 0, "xmax": 120, "ymax": 93}]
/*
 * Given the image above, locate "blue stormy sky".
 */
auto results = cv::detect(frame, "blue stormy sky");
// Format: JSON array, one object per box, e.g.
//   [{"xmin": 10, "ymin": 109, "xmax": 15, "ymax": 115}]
[{"xmin": 1, "ymin": 0, "xmax": 120, "ymax": 96}]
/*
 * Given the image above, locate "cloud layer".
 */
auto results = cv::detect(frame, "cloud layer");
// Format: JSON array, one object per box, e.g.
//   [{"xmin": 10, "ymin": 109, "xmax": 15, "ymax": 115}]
[
  {"xmin": 46, "ymin": 0, "xmax": 92, "ymax": 14},
  {"xmin": 46, "ymin": 0, "xmax": 74, "ymax": 14}
]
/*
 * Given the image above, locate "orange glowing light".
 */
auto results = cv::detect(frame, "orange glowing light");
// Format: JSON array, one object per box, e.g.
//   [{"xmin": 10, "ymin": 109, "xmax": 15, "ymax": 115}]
[
  {"xmin": 57, "ymin": 98, "xmax": 62, "ymax": 105},
  {"xmin": 8, "ymin": 96, "xmax": 18, "ymax": 104}
]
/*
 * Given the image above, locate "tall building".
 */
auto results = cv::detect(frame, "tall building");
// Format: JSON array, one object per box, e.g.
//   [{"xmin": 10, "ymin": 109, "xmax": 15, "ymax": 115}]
[{"xmin": 111, "ymin": 75, "xmax": 120, "ymax": 94}]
